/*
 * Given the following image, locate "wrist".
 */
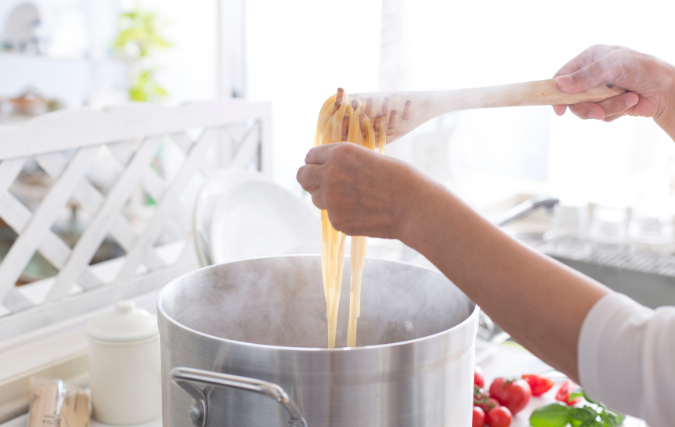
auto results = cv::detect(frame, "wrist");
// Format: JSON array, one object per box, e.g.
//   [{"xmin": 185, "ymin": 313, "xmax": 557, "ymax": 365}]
[
  {"xmin": 394, "ymin": 176, "xmax": 448, "ymax": 248},
  {"xmin": 654, "ymin": 63, "xmax": 675, "ymax": 140}
]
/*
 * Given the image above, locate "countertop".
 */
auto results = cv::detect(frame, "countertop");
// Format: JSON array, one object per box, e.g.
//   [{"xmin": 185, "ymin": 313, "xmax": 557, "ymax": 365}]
[
  {"xmin": 481, "ymin": 344, "xmax": 645, "ymax": 427},
  {"xmin": 1, "ymin": 344, "xmax": 644, "ymax": 427}
]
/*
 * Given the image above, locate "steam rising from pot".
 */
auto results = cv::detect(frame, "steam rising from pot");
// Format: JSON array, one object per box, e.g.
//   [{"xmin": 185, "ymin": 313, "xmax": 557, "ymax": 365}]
[{"xmin": 161, "ymin": 256, "xmax": 473, "ymax": 349}]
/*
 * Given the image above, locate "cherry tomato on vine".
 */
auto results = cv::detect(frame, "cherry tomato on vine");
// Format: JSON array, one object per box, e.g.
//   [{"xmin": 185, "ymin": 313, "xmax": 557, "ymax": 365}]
[
  {"xmin": 474, "ymin": 365, "xmax": 485, "ymax": 388},
  {"xmin": 472, "ymin": 406, "xmax": 485, "ymax": 427},
  {"xmin": 489, "ymin": 378, "xmax": 531, "ymax": 415},
  {"xmin": 486, "ymin": 406, "xmax": 512, "ymax": 427},
  {"xmin": 474, "ymin": 385, "xmax": 500, "ymax": 413}
]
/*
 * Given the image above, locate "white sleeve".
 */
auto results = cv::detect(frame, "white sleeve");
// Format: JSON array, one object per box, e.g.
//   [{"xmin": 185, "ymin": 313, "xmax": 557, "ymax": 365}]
[{"xmin": 578, "ymin": 292, "xmax": 675, "ymax": 427}]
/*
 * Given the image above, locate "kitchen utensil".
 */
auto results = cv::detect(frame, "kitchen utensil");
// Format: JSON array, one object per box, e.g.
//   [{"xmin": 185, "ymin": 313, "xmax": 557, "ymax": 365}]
[
  {"xmin": 193, "ymin": 169, "xmax": 319, "ymax": 267},
  {"xmin": 350, "ymin": 80, "xmax": 625, "ymax": 143},
  {"xmin": 86, "ymin": 301, "xmax": 161, "ymax": 425},
  {"xmin": 158, "ymin": 255, "xmax": 479, "ymax": 427}
]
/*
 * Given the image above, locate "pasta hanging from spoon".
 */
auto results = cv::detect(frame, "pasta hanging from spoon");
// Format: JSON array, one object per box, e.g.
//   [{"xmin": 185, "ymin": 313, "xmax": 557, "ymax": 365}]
[{"xmin": 314, "ymin": 88, "xmax": 389, "ymax": 348}]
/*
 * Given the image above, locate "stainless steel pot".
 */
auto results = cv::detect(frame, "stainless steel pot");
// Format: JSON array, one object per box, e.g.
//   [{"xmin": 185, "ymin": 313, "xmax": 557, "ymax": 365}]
[{"xmin": 158, "ymin": 255, "xmax": 478, "ymax": 427}]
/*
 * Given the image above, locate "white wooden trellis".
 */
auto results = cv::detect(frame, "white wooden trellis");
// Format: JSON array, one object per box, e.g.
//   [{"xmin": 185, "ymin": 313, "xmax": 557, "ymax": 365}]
[{"xmin": 0, "ymin": 99, "xmax": 272, "ymax": 341}]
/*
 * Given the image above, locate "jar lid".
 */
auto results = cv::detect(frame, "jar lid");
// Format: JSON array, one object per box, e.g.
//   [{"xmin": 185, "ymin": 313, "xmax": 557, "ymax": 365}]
[{"xmin": 86, "ymin": 301, "xmax": 158, "ymax": 342}]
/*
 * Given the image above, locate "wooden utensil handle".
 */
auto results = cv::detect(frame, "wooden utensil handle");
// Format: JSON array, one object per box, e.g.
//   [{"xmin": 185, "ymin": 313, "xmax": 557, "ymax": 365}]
[{"xmin": 449, "ymin": 79, "xmax": 626, "ymax": 110}]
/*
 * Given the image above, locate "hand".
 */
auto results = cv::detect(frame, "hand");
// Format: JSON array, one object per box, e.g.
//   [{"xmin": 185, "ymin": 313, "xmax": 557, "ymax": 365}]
[
  {"xmin": 553, "ymin": 45, "xmax": 675, "ymax": 134},
  {"xmin": 296, "ymin": 142, "xmax": 435, "ymax": 239}
]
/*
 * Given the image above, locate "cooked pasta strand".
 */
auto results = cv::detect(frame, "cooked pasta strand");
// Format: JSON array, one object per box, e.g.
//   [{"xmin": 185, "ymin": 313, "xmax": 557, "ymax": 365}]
[{"xmin": 317, "ymin": 89, "xmax": 385, "ymax": 348}]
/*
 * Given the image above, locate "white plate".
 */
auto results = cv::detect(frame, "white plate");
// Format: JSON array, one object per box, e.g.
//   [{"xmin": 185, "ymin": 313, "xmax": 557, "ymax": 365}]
[{"xmin": 193, "ymin": 169, "xmax": 320, "ymax": 266}]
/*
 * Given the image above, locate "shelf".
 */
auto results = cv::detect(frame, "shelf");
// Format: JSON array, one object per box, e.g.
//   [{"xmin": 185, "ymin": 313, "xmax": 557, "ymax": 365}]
[{"xmin": 0, "ymin": 52, "xmax": 130, "ymax": 66}]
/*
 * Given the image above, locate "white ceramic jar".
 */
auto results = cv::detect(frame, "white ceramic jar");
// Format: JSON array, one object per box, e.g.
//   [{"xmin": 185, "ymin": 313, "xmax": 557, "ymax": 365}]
[{"xmin": 86, "ymin": 300, "xmax": 161, "ymax": 425}]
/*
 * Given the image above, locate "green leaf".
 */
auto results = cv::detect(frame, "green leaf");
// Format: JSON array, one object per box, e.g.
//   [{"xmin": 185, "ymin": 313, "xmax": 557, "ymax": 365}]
[
  {"xmin": 154, "ymin": 86, "xmax": 168, "ymax": 97},
  {"xmin": 529, "ymin": 403, "xmax": 571, "ymax": 427},
  {"xmin": 569, "ymin": 388, "xmax": 584, "ymax": 402},
  {"xmin": 569, "ymin": 406, "xmax": 598, "ymax": 422},
  {"xmin": 113, "ymin": 5, "xmax": 172, "ymax": 59},
  {"xmin": 578, "ymin": 421, "xmax": 602, "ymax": 427},
  {"xmin": 599, "ymin": 409, "xmax": 625, "ymax": 427}
]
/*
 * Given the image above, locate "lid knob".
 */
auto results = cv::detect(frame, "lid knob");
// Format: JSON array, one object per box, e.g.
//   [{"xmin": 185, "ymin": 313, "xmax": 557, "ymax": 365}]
[
  {"xmin": 115, "ymin": 300, "xmax": 136, "ymax": 313},
  {"xmin": 87, "ymin": 300, "xmax": 158, "ymax": 342}
]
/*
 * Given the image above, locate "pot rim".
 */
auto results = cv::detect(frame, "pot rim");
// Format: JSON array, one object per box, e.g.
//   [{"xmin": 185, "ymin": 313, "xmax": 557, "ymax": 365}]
[{"xmin": 157, "ymin": 255, "xmax": 479, "ymax": 353}]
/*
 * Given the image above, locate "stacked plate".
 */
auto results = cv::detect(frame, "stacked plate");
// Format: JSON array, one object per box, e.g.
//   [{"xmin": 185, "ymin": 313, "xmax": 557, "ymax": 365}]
[{"xmin": 193, "ymin": 169, "xmax": 320, "ymax": 267}]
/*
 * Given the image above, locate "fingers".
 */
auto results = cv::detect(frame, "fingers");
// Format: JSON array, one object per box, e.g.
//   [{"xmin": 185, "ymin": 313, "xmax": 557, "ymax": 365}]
[
  {"xmin": 304, "ymin": 144, "xmax": 334, "ymax": 165},
  {"xmin": 603, "ymin": 114, "xmax": 626, "ymax": 123},
  {"xmin": 553, "ymin": 105, "xmax": 567, "ymax": 116},
  {"xmin": 569, "ymin": 102, "xmax": 606, "ymax": 120},
  {"xmin": 554, "ymin": 44, "xmax": 623, "ymax": 78},
  {"xmin": 296, "ymin": 164, "xmax": 322, "ymax": 193},
  {"xmin": 567, "ymin": 92, "xmax": 639, "ymax": 121},
  {"xmin": 555, "ymin": 51, "xmax": 625, "ymax": 94},
  {"xmin": 297, "ymin": 163, "xmax": 327, "ymax": 209},
  {"xmin": 311, "ymin": 189, "xmax": 326, "ymax": 210},
  {"xmin": 596, "ymin": 92, "xmax": 639, "ymax": 116}
]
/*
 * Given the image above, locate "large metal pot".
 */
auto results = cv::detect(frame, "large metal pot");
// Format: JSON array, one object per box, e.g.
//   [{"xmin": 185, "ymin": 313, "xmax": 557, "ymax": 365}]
[{"xmin": 158, "ymin": 255, "xmax": 478, "ymax": 427}]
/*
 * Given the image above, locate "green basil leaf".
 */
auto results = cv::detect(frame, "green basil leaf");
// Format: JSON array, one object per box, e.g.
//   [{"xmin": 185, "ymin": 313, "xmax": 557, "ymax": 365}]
[
  {"xmin": 600, "ymin": 408, "xmax": 626, "ymax": 427},
  {"xmin": 569, "ymin": 388, "xmax": 584, "ymax": 401},
  {"xmin": 569, "ymin": 406, "xmax": 598, "ymax": 422},
  {"xmin": 616, "ymin": 412, "xmax": 626, "ymax": 425},
  {"xmin": 582, "ymin": 390, "xmax": 600, "ymax": 406},
  {"xmin": 578, "ymin": 421, "xmax": 602, "ymax": 427},
  {"xmin": 530, "ymin": 403, "xmax": 571, "ymax": 427}
]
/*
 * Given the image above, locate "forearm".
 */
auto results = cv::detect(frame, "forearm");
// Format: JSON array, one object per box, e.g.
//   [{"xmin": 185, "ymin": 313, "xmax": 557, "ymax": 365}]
[
  {"xmin": 655, "ymin": 106, "xmax": 675, "ymax": 142},
  {"xmin": 400, "ymin": 184, "xmax": 610, "ymax": 381},
  {"xmin": 652, "ymin": 60, "xmax": 675, "ymax": 141}
]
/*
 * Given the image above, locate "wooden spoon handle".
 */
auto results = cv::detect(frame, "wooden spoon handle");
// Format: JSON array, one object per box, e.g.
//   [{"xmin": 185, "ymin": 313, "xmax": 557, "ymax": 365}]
[{"xmin": 443, "ymin": 79, "xmax": 626, "ymax": 111}]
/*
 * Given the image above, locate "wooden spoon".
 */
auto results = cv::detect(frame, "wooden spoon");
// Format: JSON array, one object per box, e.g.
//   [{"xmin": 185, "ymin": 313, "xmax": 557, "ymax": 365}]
[{"xmin": 350, "ymin": 79, "xmax": 625, "ymax": 143}]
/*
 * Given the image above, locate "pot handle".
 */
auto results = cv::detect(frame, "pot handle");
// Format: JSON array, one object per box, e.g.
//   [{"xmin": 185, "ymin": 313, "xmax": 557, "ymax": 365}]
[{"xmin": 170, "ymin": 367, "xmax": 308, "ymax": 427}]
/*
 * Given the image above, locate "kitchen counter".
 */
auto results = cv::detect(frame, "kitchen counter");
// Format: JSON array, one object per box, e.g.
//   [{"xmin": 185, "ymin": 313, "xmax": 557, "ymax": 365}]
[
  {"xmin": 99, "ymin": 418, "xmax": 161, "ymax": 427},
  {"xmin": 481, "ymin": 343, "xmax": 646, "ymax": 427},
  {"xmin": 2, "ymin": 412, "xmax": 161, "ymax": 427},
  {"xmin": 1, "ymin": 343, "xmax": 645, "ymax": 427}
]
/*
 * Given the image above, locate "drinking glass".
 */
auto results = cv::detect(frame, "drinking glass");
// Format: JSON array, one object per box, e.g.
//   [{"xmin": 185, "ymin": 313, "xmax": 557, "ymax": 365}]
[
  {"xmin": 589, "ymin": 205, "xmax": 628, "ymax": 250},
  {"xmin": 629, "ymin": 209, "xmax": 674, "ymax": 254},
  {"xmin": 546, "ymin": 203, "xmax": 591, "ymax": 259}
]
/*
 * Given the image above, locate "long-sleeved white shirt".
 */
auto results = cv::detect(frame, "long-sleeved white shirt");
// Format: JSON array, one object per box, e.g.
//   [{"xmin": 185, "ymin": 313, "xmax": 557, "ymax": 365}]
[{"xmin": 578, "ymin": 292, "xmax": 675, "ymax": 427}]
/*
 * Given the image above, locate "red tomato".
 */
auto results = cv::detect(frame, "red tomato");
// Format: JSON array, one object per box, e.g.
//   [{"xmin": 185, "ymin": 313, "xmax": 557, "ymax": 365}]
[
  {"xmin": 472, "ymin": 406, "xmax": 485, "ymax": 427},
  {"xmin": 474, "ymin": 366, "xmax": 485, "ymax": 388},
  {"xmin": 555, "ymin": 380, "xmax": 582, "ymax": 406},
  {"xmin": 522, "ymin": 374, "xmax": 554, "ymax": 396},
  {"xmin": 474, "ymin": 385, "xmax": 499, "ymax": 412},
  {"xmin": 486, "ymin": 406, "xmax": 512, "ymax": 427},
  {"xmin": 477, "ymin": 398, "xmax": 500, "ymax": 413},
  {"xmin": 488, "ymin": 378, "xmax": 531, "ymax": 415}
]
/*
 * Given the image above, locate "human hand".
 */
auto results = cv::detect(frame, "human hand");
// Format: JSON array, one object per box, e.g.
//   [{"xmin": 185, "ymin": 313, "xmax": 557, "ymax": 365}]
[
  {"xmin": 553, "ymin": 45, "xmax": 675, "ymax": 133},
  {"xmin": 296, "ymin": 143, "xmax": 436, "ymax": 239}
]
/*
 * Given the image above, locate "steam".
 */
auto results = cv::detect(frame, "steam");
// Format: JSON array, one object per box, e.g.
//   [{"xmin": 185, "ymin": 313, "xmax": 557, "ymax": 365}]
[{"xmin": 160, "ymin": 255, "xmax": 473, "ymax": 349}]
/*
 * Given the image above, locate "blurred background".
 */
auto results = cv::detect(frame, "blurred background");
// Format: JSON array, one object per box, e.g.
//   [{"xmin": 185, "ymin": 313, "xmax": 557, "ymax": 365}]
[{"xmin": 3, "ymin": 0, "xmax": 675, "ymax": 285}]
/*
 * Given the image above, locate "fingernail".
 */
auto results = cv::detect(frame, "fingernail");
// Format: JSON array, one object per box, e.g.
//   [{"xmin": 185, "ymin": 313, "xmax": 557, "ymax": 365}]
[
  {"xmin": 588, "ymin": 110, "xmax": 604, "ymax": 120},
  {"xmin": 555, "ymin": 75, "xmax": 574, "ymax": 87},
  {"xmin": 625, "ymin": 93, "xmax": 639, "ymax": 107}
]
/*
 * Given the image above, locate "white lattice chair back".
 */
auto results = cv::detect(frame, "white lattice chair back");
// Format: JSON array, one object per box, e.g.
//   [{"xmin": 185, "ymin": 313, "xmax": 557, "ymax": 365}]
[{"xmin": 0, "ymin": 100, "xmax": 271, "ymax": 341}]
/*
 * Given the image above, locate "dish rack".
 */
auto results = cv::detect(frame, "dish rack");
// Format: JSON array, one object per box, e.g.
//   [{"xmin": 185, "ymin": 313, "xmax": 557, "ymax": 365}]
[{"xmin": 0, "ymin": 99, "xmax": 271, "ymax": 422}]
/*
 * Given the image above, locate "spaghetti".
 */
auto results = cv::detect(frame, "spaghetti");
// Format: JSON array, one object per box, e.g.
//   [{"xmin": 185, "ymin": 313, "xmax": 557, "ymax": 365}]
[{"xmin": 314, "ymin": 88, "xmax": 386, "ymax": 348}]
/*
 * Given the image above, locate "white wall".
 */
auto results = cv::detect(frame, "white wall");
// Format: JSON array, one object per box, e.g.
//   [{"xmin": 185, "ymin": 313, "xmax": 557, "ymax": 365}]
[
  {"xmin": 390, "ymin": 0, "xmax": 675, "ymax": 209},
  {"xmin": 245, "ymin": 0, "xmax": 382, "ymax": 192}
]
